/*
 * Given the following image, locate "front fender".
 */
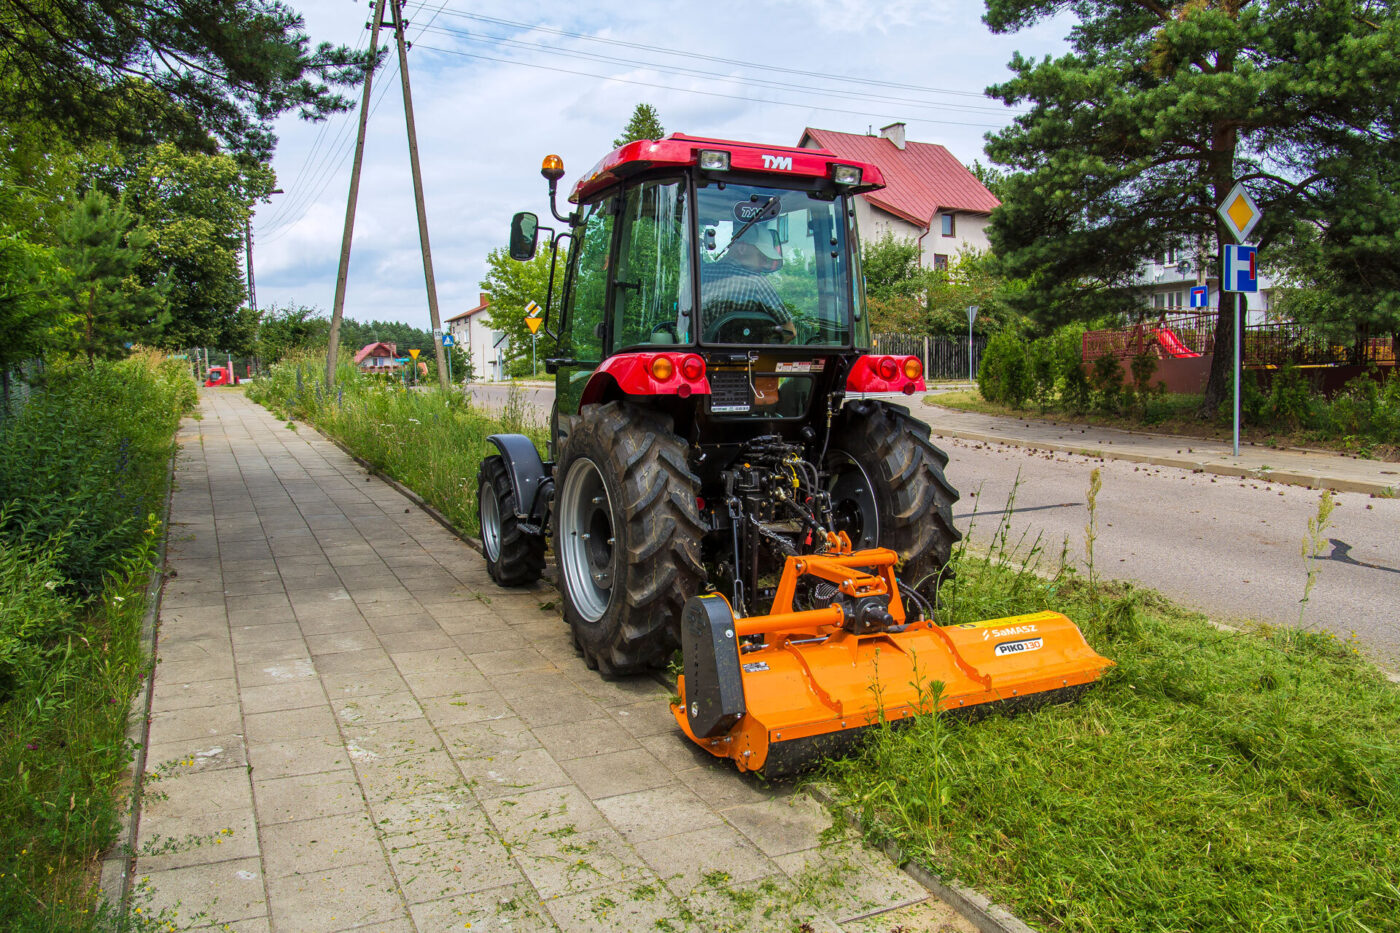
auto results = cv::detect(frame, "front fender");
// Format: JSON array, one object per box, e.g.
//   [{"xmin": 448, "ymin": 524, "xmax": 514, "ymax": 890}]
[{"xmin": 486, "ymin": 434, "xmax": 548, "ymax": 520}]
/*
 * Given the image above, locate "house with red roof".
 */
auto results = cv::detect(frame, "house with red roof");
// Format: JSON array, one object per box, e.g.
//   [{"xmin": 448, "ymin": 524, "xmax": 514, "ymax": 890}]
[
  {"xmin": 354, "ymin": 341, "xmax": 401, "ymax": 373},
  {"xmin": 799, "ymin": 124, "xmax": 1000, "ymax": 271}
]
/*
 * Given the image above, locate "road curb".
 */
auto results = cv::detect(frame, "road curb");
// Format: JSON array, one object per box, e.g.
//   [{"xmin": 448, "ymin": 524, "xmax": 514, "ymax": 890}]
[
  {"xmin": 100, "ymin": 416, "xmax": 182, "ymax": 911},
  {"xmin": 806, "ymin": 784, "xmax": 1038, "ymax": 933},
  {"xmin": 929, "ymin": 427, "xmax": 1396, "ymax": 497}
]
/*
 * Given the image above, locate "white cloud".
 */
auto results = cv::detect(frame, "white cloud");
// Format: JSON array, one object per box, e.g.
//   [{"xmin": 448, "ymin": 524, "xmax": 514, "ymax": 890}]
[{"xmin": 253, "ymin": 0, "xmax": 1070, "ymax": 325}]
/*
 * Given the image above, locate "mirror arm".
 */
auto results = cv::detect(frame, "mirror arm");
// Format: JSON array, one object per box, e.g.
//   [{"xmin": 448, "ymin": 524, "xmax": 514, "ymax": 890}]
[
  {"xmin": 540, "ymin": 230, "xmax": 570, "ymax": 342},
  {"xmin": 547, "ymin": 177, "xmax": 575, "ymax": 225}
]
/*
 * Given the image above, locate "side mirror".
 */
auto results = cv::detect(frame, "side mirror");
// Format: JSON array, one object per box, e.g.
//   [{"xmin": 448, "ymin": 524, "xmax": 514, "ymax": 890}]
[{"xmin": 509, "ymin": 212, "xmax": 539, "ymax": 261}]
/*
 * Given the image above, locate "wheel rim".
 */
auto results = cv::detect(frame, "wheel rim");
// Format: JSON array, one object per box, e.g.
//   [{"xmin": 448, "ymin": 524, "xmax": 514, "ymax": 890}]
[
  {"xmin": 558, "ymin": 457, "xmax": 615, "ymax": 622},
  {"xmin": 826, "ymin": 451, "xmax": 880, "ymax": 550},
  {"xmin": 480, "ymin": 480, "xmax": 502, "ymax": 562}
]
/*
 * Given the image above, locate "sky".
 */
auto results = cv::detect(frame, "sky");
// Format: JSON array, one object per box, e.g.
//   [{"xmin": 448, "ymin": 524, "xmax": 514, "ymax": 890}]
[{"xmin": 251, "ymin": 0, "xmax": 1073, "ymax": 329}]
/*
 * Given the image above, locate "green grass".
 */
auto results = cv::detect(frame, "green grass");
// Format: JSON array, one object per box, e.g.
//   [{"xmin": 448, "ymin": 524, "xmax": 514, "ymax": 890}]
[
  {"xmin": 824, "ymin": 491, "xmax": 1400, "ymax": 933},
  {"xmin": 0, "ymin": 354, "xmax": 195, "ymax": 932},
  {"xmin": 246, "ymin": 352, "xmax": 547, "ymax": 536}
]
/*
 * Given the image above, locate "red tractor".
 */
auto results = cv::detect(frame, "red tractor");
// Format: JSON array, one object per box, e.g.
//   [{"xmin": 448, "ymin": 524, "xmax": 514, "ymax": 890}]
[
  {"xmin": 204, "ymin": 365, "xmax": 240, "ymax": 387},
  {"xmin": 479, "ymin": 136, "xmax": 1108, "ymax": 776}
]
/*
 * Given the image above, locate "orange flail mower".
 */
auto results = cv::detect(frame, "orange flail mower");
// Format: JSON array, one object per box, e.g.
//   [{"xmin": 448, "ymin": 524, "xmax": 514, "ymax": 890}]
[{"xmin": 672, "ymin": 535, "xmax": 1112, "ymax": 777}]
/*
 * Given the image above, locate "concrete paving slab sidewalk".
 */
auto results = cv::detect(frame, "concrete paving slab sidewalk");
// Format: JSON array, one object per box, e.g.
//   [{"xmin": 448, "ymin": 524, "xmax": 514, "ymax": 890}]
[
  {"xmin": 124, "ymin": 389, "xmax": 977, "ymax": 933},
  {"xmin": 909, "ymin": 399, "xmax": 1400, "ymax": 497}
]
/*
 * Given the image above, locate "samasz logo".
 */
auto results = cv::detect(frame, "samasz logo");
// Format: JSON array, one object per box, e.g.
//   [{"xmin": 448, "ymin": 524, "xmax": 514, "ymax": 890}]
[
  {"xmin": 994, "ymin": 637, "xmax": 1045, "ymax": 657},
  {"xmin": 762, "ymin": 154, "xmax": 793, "ymax": 171}
]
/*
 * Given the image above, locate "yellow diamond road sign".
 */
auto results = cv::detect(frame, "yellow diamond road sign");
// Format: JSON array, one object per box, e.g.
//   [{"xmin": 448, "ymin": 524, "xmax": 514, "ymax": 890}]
[
  {"xmin": 524, "ymin": 300, "xmax": 541, "ymax": 318},
  {"xmin": 1217, "ymin": 182, "xmax": 1261, "ymax": 244}
]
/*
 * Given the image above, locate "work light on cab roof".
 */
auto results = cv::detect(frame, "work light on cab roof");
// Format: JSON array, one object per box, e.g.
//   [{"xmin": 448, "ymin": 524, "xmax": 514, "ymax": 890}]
[{"xmin": 478, "ymin": 131, "xmax": 1112, "ymax": 778}]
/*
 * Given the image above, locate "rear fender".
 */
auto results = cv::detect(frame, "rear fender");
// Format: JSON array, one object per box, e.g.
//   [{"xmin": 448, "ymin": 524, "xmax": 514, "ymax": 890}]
[
  {"xmin": 486, "ymin": 434, "xmax": 549, "ymax": 523},
  {"xmin": 579, "ymin": 352, "xmax": 711, "ymax": 407}
]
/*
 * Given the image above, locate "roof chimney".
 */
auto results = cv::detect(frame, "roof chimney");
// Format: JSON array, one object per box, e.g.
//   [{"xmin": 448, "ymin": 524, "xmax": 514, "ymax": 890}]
[
  {"xmin": 479, "ymin": 292, "xmax": 489, "ymax": 307},
  {"xmin": 879, "ymin": 122, "xmax": 907, "ymax": 150}
]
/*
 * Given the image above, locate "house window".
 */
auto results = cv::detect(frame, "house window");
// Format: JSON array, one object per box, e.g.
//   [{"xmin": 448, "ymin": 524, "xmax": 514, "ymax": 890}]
[
  {"xmin": 940, "ymin": 213, "xmax": 955, "ymax": 237},
  {"xmin": 933, "ymin": 254, "xmax": 949, "ymax": 271},
  {"xmin": 1153, "ymin": 293, "xmax": 1165, "ymax": 309}
]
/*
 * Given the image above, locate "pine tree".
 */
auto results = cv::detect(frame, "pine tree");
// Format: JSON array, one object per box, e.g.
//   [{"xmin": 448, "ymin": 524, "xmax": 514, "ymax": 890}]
[
  {"xmin": 56, "ymin": 192, "xmax": 169, "ymax": 364},
  {"xmin": 613, "ymin": 104, "xmax": 665, "ymax": 148}
]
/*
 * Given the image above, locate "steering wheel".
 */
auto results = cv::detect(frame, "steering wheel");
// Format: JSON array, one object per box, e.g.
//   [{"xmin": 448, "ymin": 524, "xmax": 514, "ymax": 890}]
[{"xmin": 705, "ymin": 304, "xmax": 790, "ymax": 344}]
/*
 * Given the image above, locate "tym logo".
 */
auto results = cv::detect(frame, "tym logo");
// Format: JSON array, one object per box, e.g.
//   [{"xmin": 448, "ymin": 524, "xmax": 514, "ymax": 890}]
[{"xmin": 762, "ymin": 155, "xmax": 793, "ymax": 171}]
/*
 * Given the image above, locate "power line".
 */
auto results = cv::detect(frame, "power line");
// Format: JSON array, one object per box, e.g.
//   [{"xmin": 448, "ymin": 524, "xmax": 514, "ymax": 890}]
[
  {"xmin": 414, "ymin": 19, "xmax": 1022, "ymax": 117},
  {"xmin": 259, "ymin": 0, "xmax": 451, "ymax": 242},
  {"xmin": 411, "ymin": 43, "xmax": 1008, "ymax": 129},
  {"xmin": 411, "ymin": 3, "xmax": 1001, "ymax": 102}
]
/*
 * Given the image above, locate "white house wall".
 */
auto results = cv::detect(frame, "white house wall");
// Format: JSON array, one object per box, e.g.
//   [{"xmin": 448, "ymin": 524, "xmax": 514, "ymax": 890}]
[{"xmin": 854, "ymin": 199, "xmax": 993, "ymax": 269}]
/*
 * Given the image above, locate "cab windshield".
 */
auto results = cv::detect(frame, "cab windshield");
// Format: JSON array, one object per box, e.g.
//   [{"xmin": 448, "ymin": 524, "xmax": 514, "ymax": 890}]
[{"xmin": 696, "ymin": 180, "xmax": 854, "ymax": 346}]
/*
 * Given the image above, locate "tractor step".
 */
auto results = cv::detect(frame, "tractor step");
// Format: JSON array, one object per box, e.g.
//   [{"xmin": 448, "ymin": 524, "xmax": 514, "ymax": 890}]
[{"xmin": 670, "ymin": 545, "xmax": 1112, "ymax": 778}]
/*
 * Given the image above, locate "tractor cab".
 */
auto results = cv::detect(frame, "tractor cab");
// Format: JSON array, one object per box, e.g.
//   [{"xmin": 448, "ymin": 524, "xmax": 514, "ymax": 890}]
[
  {"xmin": 509, "ymin": 135, "xmax": 925, "ymax": 444},
  {"xmin": 204, "ymin": 365, "xmax": 239, "ymax": 387}
]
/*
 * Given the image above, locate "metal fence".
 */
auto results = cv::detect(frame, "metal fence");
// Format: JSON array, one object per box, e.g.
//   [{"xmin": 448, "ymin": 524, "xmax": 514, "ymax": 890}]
[
  {"xmin": 872, "ymin": 333, "xmax": 986, "ymax": 381},
  {"xmin": 1081, "ymin": 314, "xmax": 1396, "ymax": 368}
]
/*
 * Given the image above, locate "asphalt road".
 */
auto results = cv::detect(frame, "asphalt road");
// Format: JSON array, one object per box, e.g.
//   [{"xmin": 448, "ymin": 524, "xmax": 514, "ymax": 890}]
[{"xmin": 464, "ymin": 381, "xmax": 1400, "ymax": 667}]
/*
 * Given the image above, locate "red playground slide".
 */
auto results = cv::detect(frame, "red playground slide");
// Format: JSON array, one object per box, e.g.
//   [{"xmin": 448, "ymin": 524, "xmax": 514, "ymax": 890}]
[{"xmin": 1154, "ymin": 327, "xmax": 1201, "ymax": 358}]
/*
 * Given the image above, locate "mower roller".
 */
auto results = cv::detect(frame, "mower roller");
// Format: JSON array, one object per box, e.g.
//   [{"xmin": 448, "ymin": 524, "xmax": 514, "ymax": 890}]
[{"xmin": 479, "ymin": 134, "xmax": 1112, "ymax": 777}]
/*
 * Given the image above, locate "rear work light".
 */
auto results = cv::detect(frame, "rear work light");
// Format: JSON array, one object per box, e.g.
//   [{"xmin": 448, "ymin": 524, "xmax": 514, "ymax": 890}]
[
  {"xmin": 831, "ymin": 164, "xmax": 863, "ymax": 186},
  {"xmin": 698, "ymin": 149, "xmax": 731, "ymax": 171}
]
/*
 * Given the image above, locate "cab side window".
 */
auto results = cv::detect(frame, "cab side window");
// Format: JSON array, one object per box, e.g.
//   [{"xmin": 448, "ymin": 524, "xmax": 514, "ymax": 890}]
[
  {"xmin": 611, "ymin": 180, "xmax": 691, "ymax": 348},
  {"xmin": 564, "ymin": 197, "xmax": 615, "ymax": 362}
]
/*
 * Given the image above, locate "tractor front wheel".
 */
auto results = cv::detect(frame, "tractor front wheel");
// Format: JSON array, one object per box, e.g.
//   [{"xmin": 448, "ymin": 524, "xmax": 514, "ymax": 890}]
[
  {"xmin": 477, "ymin": 455, "xmax": 546, "ymax": 587},
  {"xmin": 827, "ymin": 399, "xmax": 961, "ymax": 603},
  {"xmin": 553, "ymin": 403, "xmax": 705, "ymax": 675}
]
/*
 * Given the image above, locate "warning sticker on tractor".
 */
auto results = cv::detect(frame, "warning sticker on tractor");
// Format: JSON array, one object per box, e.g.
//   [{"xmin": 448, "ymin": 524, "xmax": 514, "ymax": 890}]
[
  {"xmin": 712, "ymin": 404, "xmax": 751, "ymax": 413},
  {"xmin": 994, "ymin": 637, "xmax": 1044, "ymax": 657},
  {"xmin": 774, "ymin": 360, "xmax": 825, "ymax": 373}
]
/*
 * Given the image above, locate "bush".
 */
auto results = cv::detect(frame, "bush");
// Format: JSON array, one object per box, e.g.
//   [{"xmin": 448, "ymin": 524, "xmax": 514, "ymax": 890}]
[
  {"xmin": 1028, "ymin": 337, "xmax": 1058, "ymax": 412},
  {"xmin": 1265, "ymin": 363, "xmax": 1314, "ymax": 430},
  {"xmin": 0, "ymin": 356, "xmax": 195, "ymax": 598},
  {"xmin": 1054, "ymin": 325, "xmax": 1092, "ymax": 413},
  {"xmin": 1090, "ymin": 353, "xmax": 1125, "ymax": 414},
  {"xmin": 978, "ymin": 331, "xmax": 1034, "ymax": 408},
  {"xmin": 0, "ymin": 526, "xmax": 76, "ymax": 701}
]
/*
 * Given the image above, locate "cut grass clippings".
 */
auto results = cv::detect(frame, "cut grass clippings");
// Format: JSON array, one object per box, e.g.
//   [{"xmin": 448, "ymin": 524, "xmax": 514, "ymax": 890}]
[
  {"xmin": 825, "ymin": 509, "xmax": 1400, "ymax": 933},
  {"xmin": 245, "ymin": 353, "xmax": 546, "ymax": 537}
]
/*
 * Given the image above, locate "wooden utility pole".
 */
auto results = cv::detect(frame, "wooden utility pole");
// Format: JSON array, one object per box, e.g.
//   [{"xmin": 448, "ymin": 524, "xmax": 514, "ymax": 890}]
[
  {"xmin": 390, "ymin": 0, "xmax": 449, "ymax": 390},
  {"xmin": 326, "ymin": 0, "xmax": 387, "ymax": 388}
]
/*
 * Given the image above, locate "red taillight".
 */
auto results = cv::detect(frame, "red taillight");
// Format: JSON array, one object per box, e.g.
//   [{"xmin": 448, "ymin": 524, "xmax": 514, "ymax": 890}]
[
  {"xmin": 650, "ymin": 355, "xmax": 674, "ymax": 381},
  {"xmin": 877, "ymin": 356, "xmax": 899, "ymax": 380},
  {"xmin": 681, "ymin": 354, "xmax": 705, "ymax": 381},
  {"xmin": 904, "ymin": 357, "xmax": 923, "ymax": 380}
]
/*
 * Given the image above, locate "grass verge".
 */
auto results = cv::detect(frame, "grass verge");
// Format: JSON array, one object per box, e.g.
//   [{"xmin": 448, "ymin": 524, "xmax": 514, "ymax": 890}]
[
  {"xmin": 824, "ymin": 489, "xmax": 1400, "ymax": 933},
  {"xmin": 0, "ymin": 353, "xmax": 195, "ymax": 932},
  {"xmin": 932, "ymin": 389, "xmax": 1400, "ymax": 461},
  {"xmin": 245, "ymin": 353, "xmax": 546, "ymax": 537}
]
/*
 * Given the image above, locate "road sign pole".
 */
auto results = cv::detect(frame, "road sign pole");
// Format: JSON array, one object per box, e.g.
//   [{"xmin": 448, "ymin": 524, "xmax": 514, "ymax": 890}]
[
  {"xmin": 1234, "ymin": 293, "xmax": 1245, "ymax": 458},
  {"xmin": 967, "ymin": 305, "xmax": 979, "ymax": 383},
  {"xmin": 532, "ymin": 333, "xmax": 537, "ymax": 378}
]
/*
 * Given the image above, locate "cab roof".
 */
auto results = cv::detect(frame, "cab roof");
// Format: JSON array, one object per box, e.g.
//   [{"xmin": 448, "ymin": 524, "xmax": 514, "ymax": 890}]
[{"xmin": 568, "ymin": 133, "xmax": 887, "ymax": 203}]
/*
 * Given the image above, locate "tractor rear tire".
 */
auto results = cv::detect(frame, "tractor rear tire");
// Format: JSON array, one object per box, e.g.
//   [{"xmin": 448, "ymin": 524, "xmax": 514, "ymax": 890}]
[
  {"xmin": 827, "ymin": 399, "xmax": 961, "ymax": 602},
  {"xmin": 553, "ymin": 402, "xmax": 705, "ymax": 676},
  {"xmin": 477, "ymin": 455, "xmax": 546, "ymax": 587}
]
